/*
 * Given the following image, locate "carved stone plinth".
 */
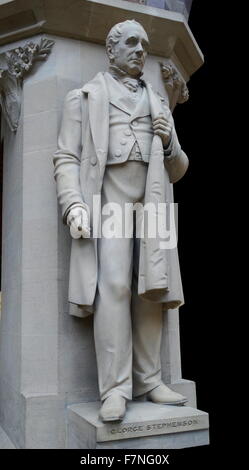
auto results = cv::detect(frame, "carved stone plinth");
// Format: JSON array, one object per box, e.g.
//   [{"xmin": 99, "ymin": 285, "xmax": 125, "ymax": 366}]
[{"xmin": 67, "ymin": 401, "xmax": 209, "ymax": 449}]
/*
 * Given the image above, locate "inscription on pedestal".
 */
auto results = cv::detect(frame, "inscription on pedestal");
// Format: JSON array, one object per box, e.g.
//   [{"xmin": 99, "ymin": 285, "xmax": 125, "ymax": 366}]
[
  {"xmin": 109, "ymin": 418, "xmax": 198, "ymax": 436},
  {"xmin": 67, "ymin": 402, "xmax": 209, "ymax": 447},
  {"xmin": 100, "ymin": 415, "xmax": 207, "ymax": 441}
]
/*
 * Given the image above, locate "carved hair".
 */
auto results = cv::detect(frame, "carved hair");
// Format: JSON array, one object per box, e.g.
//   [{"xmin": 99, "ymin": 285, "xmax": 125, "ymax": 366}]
[{"xmin": 106, "ymin": 20, "xmax": 145, "ymax": 59}]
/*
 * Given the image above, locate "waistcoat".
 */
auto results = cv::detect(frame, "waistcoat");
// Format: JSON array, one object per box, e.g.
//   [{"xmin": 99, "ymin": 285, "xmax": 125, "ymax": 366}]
[{"xmin": 105, "ymin": 73, "xmax": 154, "ymax": 165}]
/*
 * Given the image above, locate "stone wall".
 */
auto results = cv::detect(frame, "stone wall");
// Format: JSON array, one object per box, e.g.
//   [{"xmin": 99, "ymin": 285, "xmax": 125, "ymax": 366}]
[{"xmin": 125, "ymin": 0, "xmax": 193, "ymax": 19}]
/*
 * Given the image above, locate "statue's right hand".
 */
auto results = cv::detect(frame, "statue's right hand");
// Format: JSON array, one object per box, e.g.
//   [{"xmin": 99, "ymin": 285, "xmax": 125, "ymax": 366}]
[{"xmin": 67, "ymin": 207, "xmax": 90, "ymax": 239}]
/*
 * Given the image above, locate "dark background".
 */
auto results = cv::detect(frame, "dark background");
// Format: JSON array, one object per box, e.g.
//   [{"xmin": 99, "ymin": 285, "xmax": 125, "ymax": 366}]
[{"xmin": 173, "ymin": 0, "xmax": 222, "ymax": 455}]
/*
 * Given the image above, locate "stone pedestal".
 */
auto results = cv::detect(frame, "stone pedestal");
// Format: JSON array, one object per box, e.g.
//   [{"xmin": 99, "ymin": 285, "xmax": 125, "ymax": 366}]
[
  {"xmin": 67, "ymin": 401, "xmax": 209, "ymax": 449},
  {"xmin": 0, "ymin": 0, "xmax": 205, "ymax": 449}
]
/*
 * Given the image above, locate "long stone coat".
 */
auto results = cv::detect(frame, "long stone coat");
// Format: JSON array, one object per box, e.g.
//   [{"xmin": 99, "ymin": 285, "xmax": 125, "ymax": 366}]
[{"xmin": 53, "ymin": 72, "xmax": 189, "ymax": 317}]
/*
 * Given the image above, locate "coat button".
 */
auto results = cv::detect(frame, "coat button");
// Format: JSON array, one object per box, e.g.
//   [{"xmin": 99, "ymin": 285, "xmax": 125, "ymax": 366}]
[
  {"xmin": 115, "ymin": 150, "xmax": 122, "ymax": 157},
  {"xmin": 120, "ymin": 139, "xmax": 127, "ymax": 145},
  {"xmin": 132, "ymin": 120, "xmax": 138, "ymax": 127},
  {"xmin": 91, "ymin": 155, "xmax": 97, "ymax": 166},
  {"xmin": 124, "ymin": 129, "xmax": 132, "ymax": 136}
]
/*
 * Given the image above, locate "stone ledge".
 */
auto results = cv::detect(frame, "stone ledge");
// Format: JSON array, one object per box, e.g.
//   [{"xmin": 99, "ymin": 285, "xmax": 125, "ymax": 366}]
[
  {"xmin": 0, "ymin": 0, "xmax": 203, "ymax": 78},
  {"xmin": 67, "ymin": 401, "xmax": 209, "ymax": 449}
]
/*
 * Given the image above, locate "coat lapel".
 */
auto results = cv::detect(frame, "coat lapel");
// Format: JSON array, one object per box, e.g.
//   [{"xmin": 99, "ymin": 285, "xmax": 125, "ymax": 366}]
[
  {"xmin": 105, "ymin": 72, "xmax": 150, "ymax": 119},
  {"xmin": 130, "ymin": 86, "xmax": 150, "ymax": 122},
  {"xmin": 145, "ymin": 81, "xmax": 171, "ymax": 121},
  {"xmin": 105, "ymin": 72, "xmax": 133, "ymax": 115},
  {"xmin": 145, "ymin": 82, "xmax": 163, "ymax": 120},
  {"xmin": 81, "ymin": 72, "xmax": 109, "ymax": 169}
]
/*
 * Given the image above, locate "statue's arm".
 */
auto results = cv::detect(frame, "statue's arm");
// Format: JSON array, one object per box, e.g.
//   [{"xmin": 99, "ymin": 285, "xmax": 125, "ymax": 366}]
[
  {"xmin": 53, "ymin": 89, "xmax": 86, "ymax": 223},
  {"xmin": 163, "ymin": 115, "xmax": 189, "ymax": 184}
]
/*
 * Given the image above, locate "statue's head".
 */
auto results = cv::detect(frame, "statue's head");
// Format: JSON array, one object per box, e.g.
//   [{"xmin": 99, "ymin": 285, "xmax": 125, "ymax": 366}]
[{"xmin": 106, "ymin": 20, "xmax": 149, "ymax": 77}]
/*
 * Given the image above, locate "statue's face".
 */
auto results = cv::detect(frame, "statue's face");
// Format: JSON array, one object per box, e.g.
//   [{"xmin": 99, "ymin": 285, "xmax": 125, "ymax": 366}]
[{"xmin": 110, "ymin": 23, "xmax": 149, "ymax": 77}]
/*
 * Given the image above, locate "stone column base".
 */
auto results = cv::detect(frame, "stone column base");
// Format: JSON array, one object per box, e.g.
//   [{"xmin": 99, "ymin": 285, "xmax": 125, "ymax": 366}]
[
  {"xmin": 0, "ymin": 425, "xmax": 16, "ymax": 449},
  {"xmin": 67, "ymin": 401, "xmax": 209, "ymax": 449}
]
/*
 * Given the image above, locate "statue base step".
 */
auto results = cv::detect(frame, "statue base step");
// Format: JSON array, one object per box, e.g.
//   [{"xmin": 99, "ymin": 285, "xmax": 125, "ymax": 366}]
[
  {"xmin": 67, "ymin": 401, "xmax": 209, "ymax": 449},
  {"xmin": 0, "ymin": 424, "xmax": 16, "ymax": 449}
]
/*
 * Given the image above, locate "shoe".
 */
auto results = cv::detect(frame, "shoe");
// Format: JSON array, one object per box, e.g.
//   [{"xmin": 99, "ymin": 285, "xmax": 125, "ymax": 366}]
[
  {"xmin": 99, "ymin": 393, "xmax": 126, "ymax": 422},
  {"xmin": 147, "ymin": 384, "xmax": 187, "ymax": 405}
]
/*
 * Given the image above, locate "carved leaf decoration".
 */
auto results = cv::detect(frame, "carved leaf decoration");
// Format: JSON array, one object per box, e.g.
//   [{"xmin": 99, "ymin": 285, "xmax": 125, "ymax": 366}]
[
  {"xmin": 0, "ymin": 68, "xmax": 7, "ymax": 79},
  {"xmin": 0, "ymin": 38, "xmax": 54, "ymax": 132},
  {"xmin": 33, "ymin": 38, "xmax": 55, "ymax": 61},
  {"xmin": 0, "ymin": 74, "xmax": 21, "ymax": 131},
  {"xmin": 160, "ymin": 62, "xmax": 189, "ymax": 112},
  {"xmin": 0, "ymin": 68, "xmax": 8, "ymax": 88},
  {"xmin": 39, "ymin": 38, "xmax": 55, "ymax": 53},
  {"xmin": 6, "ymin": 47, "xmax": 34, "ymax": 78}
]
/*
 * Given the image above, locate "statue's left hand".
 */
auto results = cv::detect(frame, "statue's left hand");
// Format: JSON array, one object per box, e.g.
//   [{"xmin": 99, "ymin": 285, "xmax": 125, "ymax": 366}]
[
  {"xmin": 67, "ymin": 206, "xmax": 90, "ymax": 239},
  {"xmin": 152, "ymin": 114, "xmax": 172, "ymax": 147}
]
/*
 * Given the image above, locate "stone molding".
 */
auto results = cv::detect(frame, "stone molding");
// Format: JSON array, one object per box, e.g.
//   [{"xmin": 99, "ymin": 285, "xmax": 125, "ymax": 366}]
[
  {"xmin": 160, "ymin": 61, "xmax": 189, "ymax": 111},
  {"xmin": 0, "ymin": 0, "xmax": 203, "ymax": 79},
  {"xmin": 0, "ymin": 38, "xmax": 54, "ymax": 131},
  {"xmin": 126, "ymin": 1, "xmax": 193, "ymax": 20}
]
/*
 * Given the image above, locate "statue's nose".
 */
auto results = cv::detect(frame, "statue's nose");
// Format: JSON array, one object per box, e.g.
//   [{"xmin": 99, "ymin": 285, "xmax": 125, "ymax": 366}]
[{"xmin": 135, "ymin": 43, "xmax": 143, "ymax": 55}]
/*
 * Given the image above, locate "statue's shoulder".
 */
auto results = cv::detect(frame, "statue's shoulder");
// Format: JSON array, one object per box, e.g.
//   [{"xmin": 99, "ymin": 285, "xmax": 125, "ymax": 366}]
[
  {"xmin": 81, "ymin": 72, "xmax": 106, "ymax": 94},
  {"xmin": 65, "ymin": 88, "xmax": 82, "ymax": 100},
  {"xmin": 145, "ymin": 81, "xmax": 168, "ymax": 103},
  {"xmin": 63, "ymin": 88, "xmax": 82, "ymax": 121},
  {"xmin": 65, "ymin": 88, "xmax": 82, "ymax": 103}
]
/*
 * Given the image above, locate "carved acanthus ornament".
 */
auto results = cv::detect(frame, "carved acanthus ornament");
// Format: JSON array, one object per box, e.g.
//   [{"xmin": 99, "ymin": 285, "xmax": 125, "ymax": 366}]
[
  {"xmin": 160, "ymin": 62, "xmax": 189, "ymax": 112},
  {"xmin": 0, "ymin": 38, "xmax": 54, "ymax": 132}
]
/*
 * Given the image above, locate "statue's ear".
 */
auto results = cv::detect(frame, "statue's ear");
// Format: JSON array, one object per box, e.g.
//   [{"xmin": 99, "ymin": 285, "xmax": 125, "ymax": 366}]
[{"xmin": 106, "ymin": 44, "xmax": 115, "ymax": 62}]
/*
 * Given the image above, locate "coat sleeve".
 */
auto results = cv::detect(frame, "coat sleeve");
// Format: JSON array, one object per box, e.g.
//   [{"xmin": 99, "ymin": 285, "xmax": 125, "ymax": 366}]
[
  {"xmin": 53, "ymin": 89, "xmax": 86, "ymax": 222},
  {"xmin": 164, "ymin": 125, "xmax": 189, "ymax": 184},
  {"xmin": 161, "ymin": 100, "xmax": 189, "ymax": 184}
]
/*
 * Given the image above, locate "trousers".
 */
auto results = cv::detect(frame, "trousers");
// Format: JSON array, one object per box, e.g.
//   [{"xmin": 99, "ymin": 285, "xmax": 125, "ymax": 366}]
[{"xmin": 94, "ymin": 161, "xmax": 163, "ymax": 401}]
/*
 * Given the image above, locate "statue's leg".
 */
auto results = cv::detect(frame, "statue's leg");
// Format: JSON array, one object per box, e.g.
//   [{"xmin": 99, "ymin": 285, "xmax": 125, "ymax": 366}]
[
  {"xmin": 94, "ymin": 236, "xmax": 133, "ymax": 402},
  {"xmin": 131, "ymin": 240, "xmax": 187, "ymax": 405},
  {"xmin": 131, "ymin": 244, "xmax": 163, "ymax": 398},
  {"xmin": 94, "ymin": 162, "xmax": 147, "ymax": 403}
]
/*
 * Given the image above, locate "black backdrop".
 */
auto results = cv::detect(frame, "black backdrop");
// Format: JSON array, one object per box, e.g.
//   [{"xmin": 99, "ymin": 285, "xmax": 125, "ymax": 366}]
[{"xmin": 173, "ymin": 0, "xmax": 221, "ymax": 453}]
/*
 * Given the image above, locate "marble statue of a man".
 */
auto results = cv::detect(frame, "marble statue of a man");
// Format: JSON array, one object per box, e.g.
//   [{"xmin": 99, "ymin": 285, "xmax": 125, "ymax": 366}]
[{"xmin": 53, "ymin": 20, "xmax": 189, "ymax": 422}]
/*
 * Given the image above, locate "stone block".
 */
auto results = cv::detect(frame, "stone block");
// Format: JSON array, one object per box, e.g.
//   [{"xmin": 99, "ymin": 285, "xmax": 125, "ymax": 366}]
[
  {"xmin": 24, "ymin": 394, "xmax": 65, "ymax": 449},
  {"xmin": 54, "ymin": 37, "xmax": 82, "ymax": 82},
  {"xmin": 0, "ymin": 378, "xmax": 25, "ymax": 448},
  {"xmin": 23, "ymin": 76, "xmax": 57, "ymax": 116},
  {"xmin": 23, "ymin": 109, "xmax": 57, "ymax": 153},
  {"xmin": 21, "ymin": 279, "xmax": 58, "ymax": 336},
  {"xmin": 67, "ymin": 401, "xmax": 209, "ymax": 449},
  {"xmin": 147, "ymin": 0, "xmax": 165, "ymax": 9},
  {"xmin": 0, "ymin": 424, "xmax": 16, "ymax": 449},
  {"xmin": 21, "ymin": 334, "xmax": 58, "ymax": 394},
  {"xmin": 58, "ymin": 329, "xmax": 98, "ymax": 395}
]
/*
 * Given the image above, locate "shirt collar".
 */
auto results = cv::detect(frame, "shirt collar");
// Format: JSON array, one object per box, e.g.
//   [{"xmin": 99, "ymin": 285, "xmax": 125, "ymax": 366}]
[{"xmin": 109, "ymin": 65, "xmax": 145, "ymax": 89}]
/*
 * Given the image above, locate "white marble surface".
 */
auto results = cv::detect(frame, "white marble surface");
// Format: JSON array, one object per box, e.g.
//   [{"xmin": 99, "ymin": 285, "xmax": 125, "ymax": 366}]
[
  {"xmin": 0, "ymin": 424, "xmax": 16, "ymax": 449},
  {"xmin": 69, "ymin": 401, "xmax": 209, "ymax": 442},
  {"xmin": 67, "ymin": 401, "xmax": 209, "ymax": 448}
]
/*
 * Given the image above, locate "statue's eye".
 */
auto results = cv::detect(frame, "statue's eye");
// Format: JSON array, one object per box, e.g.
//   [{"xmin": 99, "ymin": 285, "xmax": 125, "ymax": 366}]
[
  {"xmin": 142, "ymin": 41, "xmax": 149, "ymax": 52},
  {"xmin": 126, "ymin": 37, "xmax": 138, "ymax": 46}
]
